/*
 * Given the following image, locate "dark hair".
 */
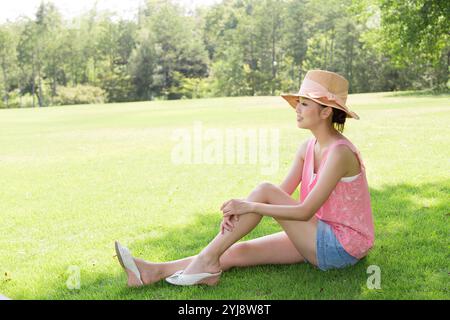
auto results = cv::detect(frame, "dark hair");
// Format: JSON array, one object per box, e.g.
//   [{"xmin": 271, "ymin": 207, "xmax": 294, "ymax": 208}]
[{"xmin": 320, "ymin": 105, "xmax": 346, "ymax": 133}]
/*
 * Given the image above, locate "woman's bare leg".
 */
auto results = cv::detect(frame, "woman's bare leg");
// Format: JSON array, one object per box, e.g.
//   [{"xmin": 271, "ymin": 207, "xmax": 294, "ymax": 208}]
[
  {"xmin": 131, "ymin": 182, "xmax": 317, "ymax": 285},
  {"xmin": 130, "ymin": 183, "xmax": 267, "ymax": 285},
  {"xmin": 134, "ymin": 231, "xmax": 304, "ymax": 284},
  {"xmin": 181, "ymin": 182, "xmax": 318, "ymax": 277}
]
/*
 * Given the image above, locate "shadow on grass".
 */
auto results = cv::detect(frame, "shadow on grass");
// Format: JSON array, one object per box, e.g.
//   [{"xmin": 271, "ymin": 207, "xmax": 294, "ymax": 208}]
[{"xmin": 37, "ymin": 179, "xmax": 449, "ymax": 299}]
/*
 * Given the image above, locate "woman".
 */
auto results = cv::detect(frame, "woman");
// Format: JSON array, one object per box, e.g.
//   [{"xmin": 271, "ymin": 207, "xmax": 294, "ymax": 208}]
[{"xmin": 115, "ymin": 69, "xmax": 375, "ymax": 287}]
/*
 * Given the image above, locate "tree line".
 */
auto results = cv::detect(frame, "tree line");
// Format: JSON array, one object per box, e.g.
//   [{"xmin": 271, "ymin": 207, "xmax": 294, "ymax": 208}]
[{"xmin": 0, "ymin": 0, "xmax": 448, "ymax": 108}]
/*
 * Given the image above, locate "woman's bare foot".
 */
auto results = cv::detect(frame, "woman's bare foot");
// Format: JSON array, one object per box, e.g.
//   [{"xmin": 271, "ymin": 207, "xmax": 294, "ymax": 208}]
[
  {"xmin": 183, "ymin": 253, "xmax": 222, "ymax": 276},
  {"xmin": 124, "ymin": 268, "xmax": 143, "ymax": 287},
  {"xmin": 133, "ymin": 258, "xmax": 164, "ymax": 285}
]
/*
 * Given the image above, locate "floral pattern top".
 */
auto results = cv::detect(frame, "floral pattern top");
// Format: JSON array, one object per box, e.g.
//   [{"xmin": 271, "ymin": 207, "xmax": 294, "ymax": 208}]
[{"xmin": 300, "ymin": 138, "xmax": 375, "ymax": 259}]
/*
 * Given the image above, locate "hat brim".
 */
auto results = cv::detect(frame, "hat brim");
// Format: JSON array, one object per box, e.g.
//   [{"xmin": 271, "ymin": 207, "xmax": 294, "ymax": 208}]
[{"xmin": 281, "ymin": 94, "xmax": 360, "ymax": 120}]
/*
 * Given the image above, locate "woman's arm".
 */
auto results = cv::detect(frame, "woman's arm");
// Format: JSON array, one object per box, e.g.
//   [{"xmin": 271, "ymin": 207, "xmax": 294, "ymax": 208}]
[
  {"xmin": 222, "ymin": 145, "xmax": 351, "ymax": 221},
  {"xmin": 278, "ymin": 139, "xmax": 308, "ymax": 195},
  {"xmin": 256, "ymin": 145, "xmax": 351, "ymax": 220}
]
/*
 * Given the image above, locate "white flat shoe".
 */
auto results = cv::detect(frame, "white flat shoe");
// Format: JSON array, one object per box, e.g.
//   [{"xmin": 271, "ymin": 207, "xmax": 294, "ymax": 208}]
[
  {"xmin": 115, "ymin": 241, "xmax": 144, "ymax": 286},
  {"xmin": 165, "ymin": 270, "xmax": 222, "ymax": 286}
]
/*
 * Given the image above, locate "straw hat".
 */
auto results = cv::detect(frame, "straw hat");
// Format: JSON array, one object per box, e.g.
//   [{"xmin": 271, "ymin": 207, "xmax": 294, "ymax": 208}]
[{"xmin": 281, "ymin": 70, "xmax": 359, "ymax": 119}]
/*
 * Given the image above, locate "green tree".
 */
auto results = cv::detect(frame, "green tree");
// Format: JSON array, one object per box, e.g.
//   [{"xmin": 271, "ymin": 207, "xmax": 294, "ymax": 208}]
[
  {"xmin": 34, "ymin": 1, "xmax": 64, "ymax": 106},
  {"xmin": 0, "ymin": 25, "xmax": 19, "ymax": 108},
  {"xmin": 378, "ymin": 0, "xmax": 450, "ymax": 89},
  {"xmin": 201, "ymin": 0, "xmax": 245, "ymax": 96},
  {"xmin": 130, "ymin": 0, "xmax": 208, "ymax": 100},
  {"xmin": 129, "ymin": 27, "xmax": 158, "ymax": 100},
  {"xmin": 280, "ymin": 0, "xmax": 308, "ymax": 91},
  {"xmin": 96, "ymin": 16, "xmax": 137, "ymax": 102},
  {"xmin": 17, "ymin": 19, "xmax": 39, "ymax": 107}
]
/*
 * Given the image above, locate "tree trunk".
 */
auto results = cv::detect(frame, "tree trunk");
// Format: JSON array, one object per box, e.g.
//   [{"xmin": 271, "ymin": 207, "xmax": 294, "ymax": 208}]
[
  {"xmin": 330, "ymin": 29, "xmax": 335, "ymax": 67},
  {"xmin": 1, "ymin": 60, "xmax": 8, "ymax": 108},
  {"xmin": 349, "ymin": 35, "xmax": 354, "ymax": 91},
  {"xmin": 51, "ymin": 72, "xmax": 57, "ymax": 105},
  {"xmin": 290, "ymin": 63, "xmax": 294, "ymax": 90},
  {"xmin": 32, "ymin": 52, "xmax": 36, "ymax": 108},
  {"xmin": 37, "ymin": 58, "xmax": 43, "ymax": 107},
  {"xmin": 345, "ymin": 24, "xmax": 354, "ymax": 90},
  {"xmin": 271, "ymin": 18, "xmax": 276, "ymax": 95},
  {"xmin": 445, "ymin": 49, "xmax": 450, "ymax": 88},
  {"xmin": 250, "ymin": 33, "xmax": 256, "ymax": 96},
  {"xmin": 37, "ymin": 74, "xmax": 43, "ymax": 107},
  {"xmin": 298, "ymin": 66, "xmax": 303, "ymax": 89},
  {"xmin": 19, "ymin": 78, "xmax": 23, "ymax": 108},
  {"xmin": 51, "ymin": 57, "xmax": 57, "ymax": 98}
]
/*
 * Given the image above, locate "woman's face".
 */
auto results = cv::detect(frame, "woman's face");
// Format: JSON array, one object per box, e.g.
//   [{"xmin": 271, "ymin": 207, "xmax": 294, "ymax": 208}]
[{"xmin": 295, "ymin": 97, "xmax": 327, "ymax": 129}]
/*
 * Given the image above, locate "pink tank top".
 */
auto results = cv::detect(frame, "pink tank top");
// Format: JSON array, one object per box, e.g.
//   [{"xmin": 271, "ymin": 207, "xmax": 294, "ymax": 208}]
[{"xmin": 300, "ymin": 138, "xmax": 375, "ymax": 259}]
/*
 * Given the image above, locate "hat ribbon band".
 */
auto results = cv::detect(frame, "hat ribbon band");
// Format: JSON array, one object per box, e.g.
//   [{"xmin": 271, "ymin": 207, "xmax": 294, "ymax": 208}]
[{"xmin": 298, "ymin": 78, "xmax": 344, "ymax": 106}]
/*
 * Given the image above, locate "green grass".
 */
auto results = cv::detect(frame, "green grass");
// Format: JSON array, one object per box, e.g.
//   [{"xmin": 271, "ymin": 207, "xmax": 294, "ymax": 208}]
[{"xmin": 0, "ymin": 92, "xmax": 449, "ymax": 300}]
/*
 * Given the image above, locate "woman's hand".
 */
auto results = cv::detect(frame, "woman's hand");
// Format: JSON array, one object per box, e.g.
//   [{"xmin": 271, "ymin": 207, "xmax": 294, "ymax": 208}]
[
  {"xmin": 220, "ymin": 215, "xmax": 239, "ymax": 234},
  {"xmin": 221, "ymin": 199, "xmax": 254, "ymax": 218}
]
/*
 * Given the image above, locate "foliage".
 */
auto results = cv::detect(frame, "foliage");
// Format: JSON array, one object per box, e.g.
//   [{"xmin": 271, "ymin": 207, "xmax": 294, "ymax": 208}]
[
  {"xmin": 0, "ymin": 0, "xmax": 448, "ymax": 107},
  {"xmin": 52, "ymin": 84, "xmax": 106, "ymax": 105},
  {"xmin": 377, "ymin": 0, "xmax": 449, "ymax": 90}
]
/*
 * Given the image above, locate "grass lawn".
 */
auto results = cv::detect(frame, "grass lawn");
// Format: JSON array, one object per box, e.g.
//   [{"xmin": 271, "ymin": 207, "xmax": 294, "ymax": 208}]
[{"xmin": 0, "ymin": 92, "xmax": 448, "ymax": 300}]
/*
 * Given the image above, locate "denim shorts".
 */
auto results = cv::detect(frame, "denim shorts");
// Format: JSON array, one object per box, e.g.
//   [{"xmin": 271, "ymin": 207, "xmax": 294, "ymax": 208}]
[{"xmin": 313, "ymin": 219, "xmax": 359, "ymax": 271}]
